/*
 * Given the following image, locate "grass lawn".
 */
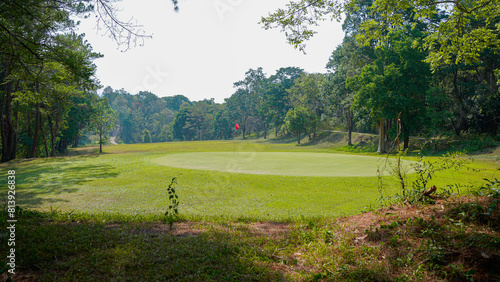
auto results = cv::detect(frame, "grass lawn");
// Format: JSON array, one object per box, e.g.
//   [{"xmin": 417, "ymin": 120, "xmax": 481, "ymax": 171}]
[
  {"xmin": 1, "ymin": 140, "xmax": 497, "ymax": 221},
  {"xmin": 1, "ymin": 139, "xmax": 499, "ymax": 281}
]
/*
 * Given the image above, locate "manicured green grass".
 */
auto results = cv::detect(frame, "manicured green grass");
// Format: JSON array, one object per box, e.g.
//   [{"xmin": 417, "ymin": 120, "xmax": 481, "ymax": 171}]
[
  {"xmin": 1, "ymin": 140, "xmax": 498, "ymax": 281},
  {"xmin": 152, "ymin": 152, "xmax": 416, "ymax": 177},
  {"xmin": 1, "ymin": 140, "xmax": 497, "ymax": 221}
]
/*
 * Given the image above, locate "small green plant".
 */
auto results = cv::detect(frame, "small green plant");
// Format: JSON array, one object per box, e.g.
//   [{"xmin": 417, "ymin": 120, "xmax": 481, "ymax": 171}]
[
  {"xmin": 165, "ymin": 177, "xmax": 180, "ymax": 230},
  {"xmin": 379, "ymin": 151, "xmax": 473, "ymax": 205},
  {"xmin": 473, "ymin": 178, "xmax": 500, "ymax": 198}
]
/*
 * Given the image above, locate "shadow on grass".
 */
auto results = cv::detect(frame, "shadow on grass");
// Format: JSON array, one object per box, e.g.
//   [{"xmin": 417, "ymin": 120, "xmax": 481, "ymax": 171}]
[
  {"xmin": 64, "ymin": 146, "xmax": 100, "ymax": 156},
  {"xmin": 300, "ymin": 132, "xmax": 346, "ymax": 147},
  {"xmin": 1, "ymin": 214, "xmax": 287, "ymax": 281},
  {"xmin": 1, "ymin": 155, "xmax": 119, "ymax": 209}
]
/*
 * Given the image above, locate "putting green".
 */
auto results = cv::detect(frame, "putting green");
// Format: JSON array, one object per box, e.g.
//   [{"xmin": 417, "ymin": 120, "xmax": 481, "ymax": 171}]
[{"xmin": 152, "ymin": 152, "xmax": 415, "ymax": 177}]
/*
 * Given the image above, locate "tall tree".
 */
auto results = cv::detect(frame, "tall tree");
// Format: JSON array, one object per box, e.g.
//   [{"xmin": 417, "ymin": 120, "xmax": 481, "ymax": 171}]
[
  {"xmin": 349, "ymin": 29, "xmax": 431, "ymax": 151},
  {"xmin": 261, "ymin": 0, "xmax": 500, "ymax": 69},
  {"xmin": 265, "ymin": 67, "xmax": 304, "ymax": 136},
  {"xmin": 0, "ymin": 0, "xmax": 178, "ymax": 161},
  {"xmin": 233, "ymin": 68, "xmax": 268, "ymax": 138},
  {"xmin": 287, "ymin": 73, "xmax": 325, "ymax": 138},
  {"xmin": 226, "ymin": 88, "xmax": 254, "ymax": 139}
]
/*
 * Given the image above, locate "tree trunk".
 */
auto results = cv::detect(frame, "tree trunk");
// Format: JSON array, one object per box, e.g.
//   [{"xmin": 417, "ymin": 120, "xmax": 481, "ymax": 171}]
[
  {"xmin": 12, "ymin": 99, "xmax": 19, "ymax": 160},
  {"xmin": 347, "ymin": 110, "xmax": 353, "ymax": 146},
  {"xmin": 297, "ymin": 131, "xmax": 301, "ymax": 144},
  {"xmin": 47, "ymin": 116, "xmax": 57, "ymax": 157},
  {"xmin": 73, "ymin": 130, "xmax": 80, "ymax": 148},
  {"xmin": 99, "ymin": 131, "xmax": 103, "ymax": 153},
  {"xmin": 377, "ymin": 118, "xmax": 386, "ymax": 153},
  {"xmin": 30, "ymin": 103, "xmax": 41, "ymax": 158},
  {"xmin": 44, "ymin": 139, "xmax": 49, "ymax": 158},
  {"xmin": 263, "ymin": 122, "xmax": 267, "ymax": 139},
  {"xmin": 404, "ymin": 135, "xmax": 410, "ymax": 150},
  {"xmin": 1, "ymin": 80, "xmax": 15, "ymax": 163},
  {"xmin": 40, "ymin": 118, "xmax": 50, "ymax": 157},
  {"xmin": 451, "ymin": 68, "xmax": 465, "ymax": 136}
]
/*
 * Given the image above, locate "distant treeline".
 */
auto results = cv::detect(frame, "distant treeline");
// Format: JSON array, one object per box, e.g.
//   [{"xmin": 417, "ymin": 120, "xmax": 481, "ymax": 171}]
[
  {"xmin": 2, "ymin": 0, "xmax": 498, "ymax": 163},
  {"xmin": 103, "ymin": 66, "xmax": 367, "ymax": 145},
  {"xmin": 103, "ymin": 0, "xmax": 500, "ymax": 150}
]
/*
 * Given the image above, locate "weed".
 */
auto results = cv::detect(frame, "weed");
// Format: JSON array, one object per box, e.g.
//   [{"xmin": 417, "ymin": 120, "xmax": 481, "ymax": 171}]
[
  {"xmin": 164, "ymin": 177, "xmax": 179, "ymax": 230},
  {"xmin": 379, "ymin": 151, "xmax": 474, "ymax": 205}
]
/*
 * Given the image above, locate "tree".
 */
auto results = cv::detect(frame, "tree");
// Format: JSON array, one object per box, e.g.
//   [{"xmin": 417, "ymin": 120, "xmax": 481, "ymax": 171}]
[
  {"xmin": 88, "ymin": 99, "xmax": 118, "ymax": 153},
  {"xmin": 325, "ymin": 29, "xmax": 376, "ymax": 145},
  {"xmin": 261, "ymin": 0, "xmax": 500, "ymax": 138},
  {"xmin": 61, "ymin": 92, "xmax": 96, "ymax": 149},
  {"xmin": 226, "ymin": 88, "xmax": 254, "ymax": 139},
  {"xmin": 233, "ymin": 68, "xmax": 268, "ymax": 138},
  {"xmin": 261, "ymin": 0, "xmax": 500, "ymax": 69},
  {"xmin": 0, "ymin": 0, "xmax": 178, "ymax": 161},
  {"xmin": 143, "ymin": 129, "xmax": 151, "ymax": 143},
  {"xmin": 348, "ymin": 29, "xmax": 431, "ymax": 152},
  {"xmin": 285, "ymin": 106, "xmax": 314, "ymax": 144},
  {"xmin": 163, "ymin": 95, "xmax": 191, "ymax": 111},
  {"xmin": 172, "ymin": 107, "xmax": 191, "ymax": 141},
  {"xmin": 265, "ymin": 67, "xmax": 305, "ymax": 136},
  {"xmin": 213, "ymin": 108, "xmax": 233, "ymax": 140},
  {"xmin": 287, "ymin": 73, "xmax": 324, "ymax": 138}
]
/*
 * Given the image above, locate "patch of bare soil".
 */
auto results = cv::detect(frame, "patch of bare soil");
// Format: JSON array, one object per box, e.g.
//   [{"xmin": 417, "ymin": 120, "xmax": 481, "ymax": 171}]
[
  {"xmin": 333, "ymin": 196, "xmax": 500, "ymax": 281},
  {"xmin": 105, "ymin": 221, "xmax": 291, "ymax": 239}
]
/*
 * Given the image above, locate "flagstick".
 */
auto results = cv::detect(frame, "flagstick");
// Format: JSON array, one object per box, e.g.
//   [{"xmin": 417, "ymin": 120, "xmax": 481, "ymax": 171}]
[{"xmin": 234, "ymin": 123, "xmax": 239, "ymax": 155}]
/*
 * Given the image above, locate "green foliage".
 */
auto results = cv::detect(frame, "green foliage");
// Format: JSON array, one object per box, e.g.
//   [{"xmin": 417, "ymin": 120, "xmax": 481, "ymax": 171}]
[
  {"xmin": 165, "ymin": 177, "xmax": 180, "ymax": 230},
  {"xmin": 379, "ymin": 151, "xmax": 474, "ymax": 205},
  {"xmin": 446, "ymin": 178, "xmax": 500, "ymax": 229},
  {"xmin": 261, "ymin": 0, "xmax": 500, "ymax": 142},
  {"xmin": 143, "ymin": 129, "xmax": 151, "ymax": 143},
  {"xmin": 0, "ymin": 0, "xmax": 178, "ymax": 161},
  {"xmin": 265, "ymin": 67, "xmax": 305, "ymax": 134},
  {"xmin": 450, "ymin": 135, "xmax": 498, "ymax": 153},
  {"xmin": 284, "ymin": 106, "xmax": 315, "ymax": 144},
  {"xmin": 474, "ymin": 178, "xmax": 500, "ymax": 199},
  {"xmin": 87, "ymin": 99, "xmax": 118, "ymax": 153},
  {"xmin": 105, "ymin": 90, "xmax": 180, "ymax": 143}
]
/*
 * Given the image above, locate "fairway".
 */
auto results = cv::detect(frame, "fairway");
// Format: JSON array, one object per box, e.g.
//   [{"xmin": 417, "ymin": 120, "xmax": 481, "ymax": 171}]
[{"xmin": 152, "ymin": 152, "xmax": 413, "ymax": 177}]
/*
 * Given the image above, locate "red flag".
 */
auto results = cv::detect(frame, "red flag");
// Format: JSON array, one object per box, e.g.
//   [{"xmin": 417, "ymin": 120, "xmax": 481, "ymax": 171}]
[{"xmin": 235, "ymin": 123, "xmax": 239, "ymax": 130}]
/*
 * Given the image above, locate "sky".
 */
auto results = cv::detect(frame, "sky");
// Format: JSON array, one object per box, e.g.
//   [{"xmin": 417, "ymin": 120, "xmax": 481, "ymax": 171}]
[{"xmin": 77, "ymin": 0, "xmax": 345, "ymax": 103}]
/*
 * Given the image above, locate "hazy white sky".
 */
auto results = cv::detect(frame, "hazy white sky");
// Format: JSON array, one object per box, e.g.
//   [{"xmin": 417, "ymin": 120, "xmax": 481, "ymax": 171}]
[{"xmin": 77, "ymin": 0, "xmax": 345, "ymax": 103}]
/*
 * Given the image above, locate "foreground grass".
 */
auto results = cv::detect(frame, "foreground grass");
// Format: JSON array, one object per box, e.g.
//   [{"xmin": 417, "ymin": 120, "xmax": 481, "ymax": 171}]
[
  {"xmin": 1, "ymin": 140, "xmax": 497, "ymax": 221},
  {"xmin": 1, "ymin": 139, "xmax": 498, "ymax": 280},
  {"xmin": 2, "ymin": 193, "xmax": 499, "ymax": 281}
]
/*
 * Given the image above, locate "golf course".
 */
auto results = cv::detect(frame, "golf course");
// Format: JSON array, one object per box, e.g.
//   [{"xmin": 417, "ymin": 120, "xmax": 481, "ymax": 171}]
[
  {"xmin": 3, "ymin": 138, "xmax": 497, "ymax": 221},
  {"xmin": 2, "ymin": 138, "xmax": 500, "ymax": 281}
]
